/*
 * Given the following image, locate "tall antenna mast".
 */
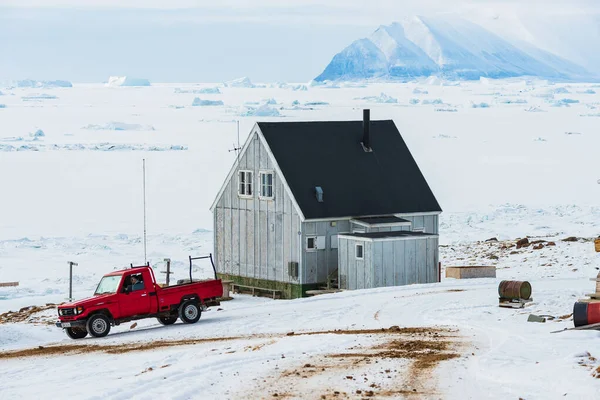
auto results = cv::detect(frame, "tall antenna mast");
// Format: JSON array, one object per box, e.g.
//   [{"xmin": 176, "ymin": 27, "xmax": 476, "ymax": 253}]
[
  {"xmin": 228, "ymin": 120, "xmax": 242, "ymax": 157},
  {"xmin": 143, "ymin": 158, "xmax": 147, "ymax": 264}
]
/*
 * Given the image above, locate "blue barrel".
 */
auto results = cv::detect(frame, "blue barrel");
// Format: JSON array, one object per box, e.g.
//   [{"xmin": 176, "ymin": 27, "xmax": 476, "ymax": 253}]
[{"xmin": 573, "ymin": 301, "xmax": 589, "ymax": 327}]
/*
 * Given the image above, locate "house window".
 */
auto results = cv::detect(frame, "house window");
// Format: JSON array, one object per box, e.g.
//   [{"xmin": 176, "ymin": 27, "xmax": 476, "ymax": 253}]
[
  {"xmin": 412, "ymin": 227, "xmax": 425, "ymax": 233},
  {"xmin": 356, "ymin": 244, "xmax": 364, "ymax": 259},
  {"xmin": 306, "ymin": 237, "xmax": 316, "ymax": 251},
  {"xmin": 239, "ymin": 170, "xmax": 253, "ymax": 197},
  {"xmin": 259, "ymin": 171, "xmax": 274, "ymax": 199}
]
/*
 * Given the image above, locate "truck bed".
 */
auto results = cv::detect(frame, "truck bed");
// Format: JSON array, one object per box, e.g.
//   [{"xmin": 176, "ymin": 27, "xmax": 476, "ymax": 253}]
[{"xmin": 156, "ymin": 278, "xmax": 223, "ymax": 303}]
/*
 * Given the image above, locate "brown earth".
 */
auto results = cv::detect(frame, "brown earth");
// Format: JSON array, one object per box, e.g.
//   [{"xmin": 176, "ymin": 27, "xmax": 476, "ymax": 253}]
[
  {"xmin": 261, "ymin": 326, "xmax": 462, "ymax": 399},
  {"xmin": 0, "ymin": 327, "xmax": 455, "ymax": 360},
  {"xmin": 0, "ymin": 304, "xmax": 58, "ymax": 325}
]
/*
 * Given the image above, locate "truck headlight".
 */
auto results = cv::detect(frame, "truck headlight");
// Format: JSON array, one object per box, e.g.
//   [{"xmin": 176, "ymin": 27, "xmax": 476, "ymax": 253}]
[{"xmin": 75, "ymin": 306, "xmax": 84, "ymax": 315}]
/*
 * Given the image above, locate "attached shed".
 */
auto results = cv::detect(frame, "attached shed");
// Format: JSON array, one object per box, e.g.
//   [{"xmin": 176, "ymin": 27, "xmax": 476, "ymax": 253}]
[{"xmin": 338, "ymin": 232, "xmax": 439, "ymax": 290}]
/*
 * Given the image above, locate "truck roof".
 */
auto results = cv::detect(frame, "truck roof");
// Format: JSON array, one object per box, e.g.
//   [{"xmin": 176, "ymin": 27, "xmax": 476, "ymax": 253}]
[{"xmin": 104, "ymin": 266, "xmax": 150, "ymax": 276}]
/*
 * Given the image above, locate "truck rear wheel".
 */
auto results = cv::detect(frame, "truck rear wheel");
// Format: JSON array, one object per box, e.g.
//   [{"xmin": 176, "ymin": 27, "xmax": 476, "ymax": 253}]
[
  {"xmin": 86, "ymin": 314, "xmax": 111, "ymax": 337},
  {"xmin": 157, "ymin": 315, "xmax": 178, "ymax": 325},
  {"xmin": 65, "ymin": 327, "xmax": 88, "ymax": 339},
  {"xmin": 179, "ymin": 300, "xmax": 201, "ymax": 324}
]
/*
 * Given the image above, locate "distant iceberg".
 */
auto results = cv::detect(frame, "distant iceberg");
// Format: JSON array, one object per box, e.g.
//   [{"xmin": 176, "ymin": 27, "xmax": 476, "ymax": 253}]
[
  {"xmin": 315, "ymin": 16, "xmax": 595, "ymax": 82},
  {"xmin": 242, "ymin": 103, "xmax": 280, "ymax": 117},
  {"xmin": 83, "ymin": 122, "xmax": 155, "ymax": 131},
  {"xmin": 22, "ymin": 94, "xmax": 58, "ymax": 101},
  {"xmin": 29, "ymin": 129, "xmax": 45, "ymax": 138},
  {"xmin": 175, "ymin": 87, "xmax": 221, "ymax": 94},
  {"xmin": 224, "ymin": 77, "xmax": 255, "ymax": 88},
  {"xmin": 304, "ymin": 101, "xmax": 329, "ymax": 106},
  {"xmin": 355, "ymin": 92, "xmax": 398, "ymax": 103},
  {"xmin": 106, "ymin": 76, "xmax": 151, "ymax": 87},
  {"xmin": 192, "ymin": 98, "xmax": 224, "ymax": 106},
  {"xmin": 13, "ymin": 80, "xmax": 72, "ymax": 88}
]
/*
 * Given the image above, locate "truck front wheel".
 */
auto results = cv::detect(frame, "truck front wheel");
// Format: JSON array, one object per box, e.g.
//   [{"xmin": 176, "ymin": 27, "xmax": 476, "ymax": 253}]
[
  {"xmin": 65, "ymin": 327, "xmax": 88, "ymax": 339},
  {"xmin": 157, "ymin": 315, "xmax": 178, "ymax": 325},
  {"xmin": 179, "ymin": 300, "xmax": 201, "ymax": 324},
  {"xmin": 86, "ymin": 314, "xmax": 111, "ymax": 337}
]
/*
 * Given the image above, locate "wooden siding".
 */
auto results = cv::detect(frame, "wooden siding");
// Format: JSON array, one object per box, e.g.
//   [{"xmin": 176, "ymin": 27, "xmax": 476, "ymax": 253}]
[
  {"xmin": 214, "ymin": 131, "xmax": 303, "ymax": 285},
  {"xmin": 339, "ymin": 236, "xmax": 439, "ymax": 290},
  {"xmin": 301, "ymin": 220, "xmax": 351, "ymax": 285}
]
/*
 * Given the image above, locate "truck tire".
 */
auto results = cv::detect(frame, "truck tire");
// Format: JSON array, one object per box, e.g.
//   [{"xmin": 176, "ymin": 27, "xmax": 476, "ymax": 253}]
[
  {"xmin": 157, "ymin": 315, "xmax": 178, "ymax": 325},
  {"xmin": 65, "ymin": 327, "xmax": 88, "ymax": 339},
  {"xmin": 86, "ymin": 314, "xmax": 111, "ymax": 337},
  {"xmin": 179, "ymin": 300, "xmax": 201, "ymax": 324}
]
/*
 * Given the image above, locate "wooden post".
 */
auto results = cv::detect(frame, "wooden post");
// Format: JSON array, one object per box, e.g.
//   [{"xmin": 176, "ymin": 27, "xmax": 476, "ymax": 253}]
[
  {"xmin": 68, "ymin": 261, "xmax": 78, "ymax": 301},
  {"xmin": 161, "ymin": 258, "xmax": 173, "ymax": 286}
]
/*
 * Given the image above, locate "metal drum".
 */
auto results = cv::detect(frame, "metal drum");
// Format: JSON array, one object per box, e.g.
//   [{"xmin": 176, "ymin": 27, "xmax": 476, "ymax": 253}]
[
  {"xmin": 498, "ymin": 280, "xmax": 532, "ymax": 300},
  {"xmin": 573, "ymin": 301, "xmax": 589, "ymax": 327},
  {"xmin": 587, "ymin": 302, "xmax": 600, "ymax": 326}
]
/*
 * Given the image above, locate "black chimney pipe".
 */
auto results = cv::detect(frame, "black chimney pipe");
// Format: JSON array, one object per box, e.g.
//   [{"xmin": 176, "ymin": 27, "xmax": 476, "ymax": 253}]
[{"xmin": 363, "ymin": 109, "xmax": 370, "ymax": 149}]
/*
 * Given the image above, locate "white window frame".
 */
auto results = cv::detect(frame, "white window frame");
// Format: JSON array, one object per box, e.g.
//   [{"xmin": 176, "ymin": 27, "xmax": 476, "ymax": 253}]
[
  {"xmin": 306, "ymin": 236, "xmax": 317, "ymax": 251},
  {"xmin": 412, "ymin": 227, "xmax": 425, "ymax": 233},
  {"xmin": 238, "ymin": 170, "xmax": 253, "ymax": 198},
  {"xmin": 259, "ymin": 171, "xmax": 274, "ymax": 200},
  {"xmin": 355, "ymin": 243, "xmax": 364, "ymax": 259}
]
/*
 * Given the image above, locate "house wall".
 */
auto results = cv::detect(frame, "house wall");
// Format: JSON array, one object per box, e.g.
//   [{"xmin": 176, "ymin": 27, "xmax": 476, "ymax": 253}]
[
  {"xmin": 301, "ymin": 220, "xmax": 351, "ymax": 285},
  {"xmin": 213, "ymin": 131, "xmax": 305, "ymax": 298},
  {"xmin": 338, "ymin": 236, "xmax": 439, "ymax": 290}
]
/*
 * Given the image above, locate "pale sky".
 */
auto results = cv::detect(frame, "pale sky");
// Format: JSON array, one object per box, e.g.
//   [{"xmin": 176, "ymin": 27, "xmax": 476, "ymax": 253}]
[{"xmin": 0, "ymin": 1, "xmax": 598, "ymax": 82}]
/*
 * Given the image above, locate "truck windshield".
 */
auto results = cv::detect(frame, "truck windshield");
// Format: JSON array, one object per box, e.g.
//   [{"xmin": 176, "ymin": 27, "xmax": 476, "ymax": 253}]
[{"xmin": 94, "ymin": 275, "xmax": 122, "ymax": 295}]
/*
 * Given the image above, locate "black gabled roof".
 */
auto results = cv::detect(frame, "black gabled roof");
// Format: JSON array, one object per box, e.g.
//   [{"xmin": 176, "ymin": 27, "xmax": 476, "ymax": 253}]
[{"xmin": 258, "ymin": 120, "xmax": 441, "ymax": 220}]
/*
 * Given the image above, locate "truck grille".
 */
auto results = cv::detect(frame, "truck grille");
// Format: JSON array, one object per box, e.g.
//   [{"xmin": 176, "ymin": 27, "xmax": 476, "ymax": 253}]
[{"xmin": 60, "ymin": 308, "xmax": 75, "ymax": 316}]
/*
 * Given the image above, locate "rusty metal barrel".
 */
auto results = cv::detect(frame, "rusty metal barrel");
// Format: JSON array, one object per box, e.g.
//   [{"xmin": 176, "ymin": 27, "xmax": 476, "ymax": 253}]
[{"xmin": 498, "ymin": 280, "xmax": 532, "ymax": 300}]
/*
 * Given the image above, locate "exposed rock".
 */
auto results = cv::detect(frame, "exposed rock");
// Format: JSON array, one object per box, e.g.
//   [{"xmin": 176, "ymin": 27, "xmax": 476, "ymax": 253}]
[
  {"xmin": 562, "ymin": 236, "xmax": 579, "ymax": 242},
  {"xmin": 516, "ymin": 238, "xmax": 530, "ymax": 249},
  {"xmin": 533, "ymin": 244, "xmax": 544, "ymax": 250},
  {"xmin": 485, "ymin": 237, "xmax": 498, "ymax": 242}
]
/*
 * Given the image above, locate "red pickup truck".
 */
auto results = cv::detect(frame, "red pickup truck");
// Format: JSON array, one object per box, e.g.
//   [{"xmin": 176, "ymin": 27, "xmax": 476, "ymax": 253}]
[{"xmin": 56, "ymin": 265, "xmax": 222, "ymax": 339}]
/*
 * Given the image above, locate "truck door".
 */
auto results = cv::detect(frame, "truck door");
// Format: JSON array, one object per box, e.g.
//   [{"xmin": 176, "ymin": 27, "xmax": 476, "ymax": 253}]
[{"xmin": 119, "ymin": 272, "xmax": 152, "ymax": 317}]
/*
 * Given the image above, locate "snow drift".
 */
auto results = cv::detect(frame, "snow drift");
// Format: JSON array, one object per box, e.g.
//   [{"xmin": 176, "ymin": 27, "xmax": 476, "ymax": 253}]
[{"xmin": 315, "ymin": 16, "xmax": 595, "ymax": 82}]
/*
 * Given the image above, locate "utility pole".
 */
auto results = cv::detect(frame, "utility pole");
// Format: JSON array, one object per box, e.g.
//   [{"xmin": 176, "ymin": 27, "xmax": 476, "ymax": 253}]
[
  {"xmin": 68, "ymin": 261, "xmax": 78, "ymax": 301},
  {"xmin": 143, "ymin": 159, "xmax": 147, "ymax": 264}
]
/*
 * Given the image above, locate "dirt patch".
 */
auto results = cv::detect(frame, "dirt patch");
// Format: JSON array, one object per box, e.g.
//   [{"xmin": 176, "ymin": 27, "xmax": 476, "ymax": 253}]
[
  {"xmin": 267, "ymin": 326, "xmax": 462, "ymax": 399},
  {"xmin": 0, "ymin": 336, "xmax": 242, "ymax": 360},
  {"xmin": 0, "ymin": 304, "xmax": 58, "ymax": 325},
  {"xmin": 290, "ymin": 326, "xmax": 456, "ymax": 337}
]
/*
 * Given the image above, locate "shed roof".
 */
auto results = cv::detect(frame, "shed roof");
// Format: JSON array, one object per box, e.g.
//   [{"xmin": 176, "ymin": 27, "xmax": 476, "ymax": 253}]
[
  {"xmin": 258, "ymin": 120, "xmax": 441, "ymax": 220},
  {"xmin": 339, "ymin": 231, "xmax": 438, "ymax": 240},
  {"xmin": 351, "ymin": 216, "xmax": 411, "ymax": 226}
]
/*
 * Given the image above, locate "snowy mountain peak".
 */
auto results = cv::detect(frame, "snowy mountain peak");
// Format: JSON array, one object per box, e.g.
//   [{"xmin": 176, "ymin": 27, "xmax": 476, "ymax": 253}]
[{"xmin": 315, "ymin": 16, "xmax": 595, "ymax": 82}]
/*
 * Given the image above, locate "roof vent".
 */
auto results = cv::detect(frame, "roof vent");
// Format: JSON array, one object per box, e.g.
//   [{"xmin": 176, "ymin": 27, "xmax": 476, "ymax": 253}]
[{"xmin": 315, "ymin": 186, "xmax": 324, "ymax": 203}]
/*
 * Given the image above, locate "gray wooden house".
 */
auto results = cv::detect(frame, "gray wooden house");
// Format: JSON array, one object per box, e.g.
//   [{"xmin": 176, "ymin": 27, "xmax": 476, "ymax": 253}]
[{"xmin": 210, "ymin": 110, "xmax": 441, "ymax": 298}]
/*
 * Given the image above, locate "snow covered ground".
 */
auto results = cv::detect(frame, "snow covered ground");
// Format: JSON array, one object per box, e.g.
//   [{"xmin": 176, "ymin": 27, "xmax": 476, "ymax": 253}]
[{"xmin": 1, "ymin": 80, "xmax": 599, "ymax": 399}]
